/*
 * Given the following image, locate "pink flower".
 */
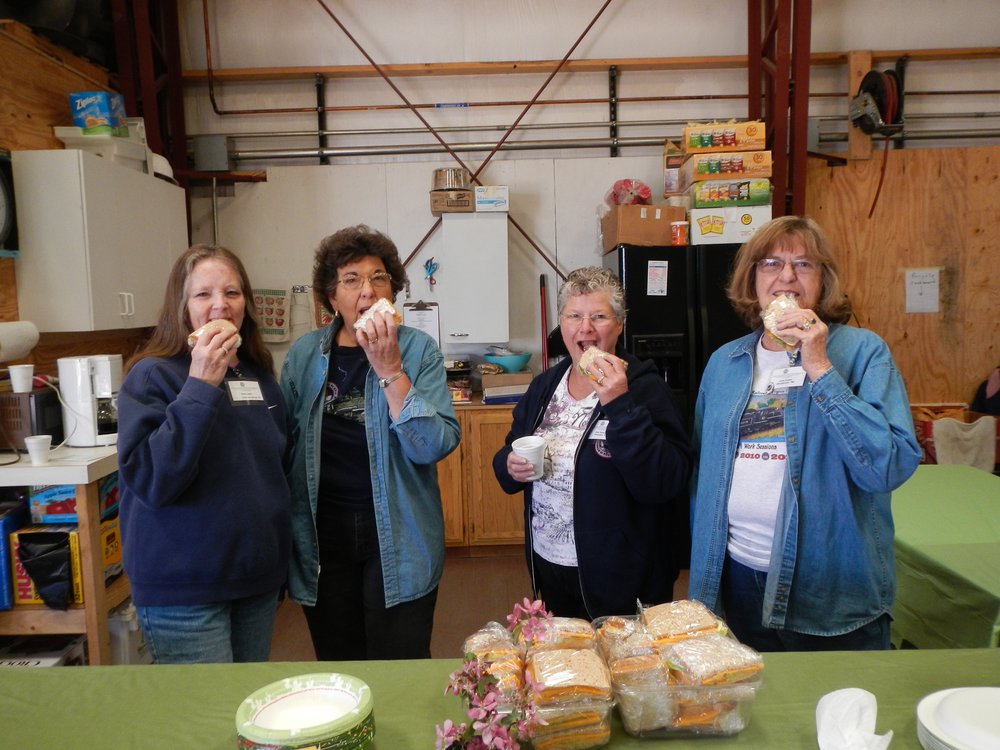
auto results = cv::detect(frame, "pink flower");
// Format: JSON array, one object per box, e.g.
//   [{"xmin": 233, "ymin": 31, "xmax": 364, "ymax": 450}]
[{"xmin": 435, "ymin": 719, "xmax": 468, "ymax": 749}]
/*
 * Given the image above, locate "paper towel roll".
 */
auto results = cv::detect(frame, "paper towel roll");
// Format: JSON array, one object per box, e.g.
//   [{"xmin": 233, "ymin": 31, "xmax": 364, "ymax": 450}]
[{"xmin": 0, "ymin": 321, "xmax": 40, "ymax": 362}]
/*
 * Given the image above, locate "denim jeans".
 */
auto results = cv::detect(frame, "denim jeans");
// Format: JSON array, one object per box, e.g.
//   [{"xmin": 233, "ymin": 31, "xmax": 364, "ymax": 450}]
[
  {"xmin": 305, "ymin": 503, "xmax": 438, "ymax": 660},
  {"xmin": 136, "ymin": 589, "xmax": 280, "ymax": 664},
  {"xmin": 720, "ymin": 556, "xmax": 891, "ymax": 652}
]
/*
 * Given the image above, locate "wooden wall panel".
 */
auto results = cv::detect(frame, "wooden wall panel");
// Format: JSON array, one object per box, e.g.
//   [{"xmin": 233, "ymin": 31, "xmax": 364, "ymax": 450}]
[
  {"xmin": 0, "ymin": 20, "xmax": 112, "ymax": 152},
  {"xmin": 806, "ymin": 147, "xmax": 1000, "ymax": 404}
]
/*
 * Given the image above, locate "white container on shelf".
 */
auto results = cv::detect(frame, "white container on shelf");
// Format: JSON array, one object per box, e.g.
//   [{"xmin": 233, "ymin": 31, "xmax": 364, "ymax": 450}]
[{"xmin": 108, "ymin": 600, "xmax": 152, "ymax": 665}]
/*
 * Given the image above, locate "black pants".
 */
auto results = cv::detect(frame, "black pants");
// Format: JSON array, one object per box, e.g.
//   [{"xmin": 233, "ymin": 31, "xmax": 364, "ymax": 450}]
[
  {"xmin": 305, "ymin": 504, "xmax": 438, "ymax": 660},
  {"xmin": 531, "ymin": 551, "xmax": 591, "ymax": 620}
]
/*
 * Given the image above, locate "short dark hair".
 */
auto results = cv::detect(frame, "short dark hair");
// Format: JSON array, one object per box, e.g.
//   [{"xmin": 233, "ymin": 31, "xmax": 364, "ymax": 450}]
[
  {"xmin": 727, "ymin": 215, "xmax": 852, "ymax": 328},
  {"xmin": 312, "ymin": 225, "xmax": 407, "ymax": 315}
]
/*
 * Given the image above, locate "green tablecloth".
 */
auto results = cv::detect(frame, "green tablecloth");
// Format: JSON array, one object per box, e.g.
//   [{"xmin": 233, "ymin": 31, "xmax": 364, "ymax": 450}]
[
  {"xmin": 2, "ymin": 650, "xmax": 999, "ymax": 748},
  {"xmin": 891, "ymin": 464, "xmax": 1000, "ymax": 648}
]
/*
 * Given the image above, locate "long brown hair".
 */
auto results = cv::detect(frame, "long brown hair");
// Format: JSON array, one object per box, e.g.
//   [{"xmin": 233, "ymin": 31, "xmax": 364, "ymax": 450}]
[
  {"xmin": 727, "ymin": 215, "xmax": 853, "ymax": 328},
  {"xmin": 126, "ymin": 244, "xmax": 274, "ymax": 374}
]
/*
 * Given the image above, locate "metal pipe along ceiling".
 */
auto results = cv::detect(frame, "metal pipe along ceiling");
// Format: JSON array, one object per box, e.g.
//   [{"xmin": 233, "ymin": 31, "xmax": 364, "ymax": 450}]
[{"xmin": 229, "ymin": 128, "xmax": 1000, "ymax": 163}]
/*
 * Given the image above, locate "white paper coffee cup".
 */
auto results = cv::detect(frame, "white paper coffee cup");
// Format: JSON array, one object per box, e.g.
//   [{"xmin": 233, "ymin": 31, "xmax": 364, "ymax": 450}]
[
  {"xmin": 9, "ymin": 364, "xmax": 34, "ymax": 393},
  {"xmin": 24, "ymin": 434, "xmax": 52, "ymax": 466},
  {"xmin": 512, "ymin": 435, "xmax": 545, "ymax": 481}
]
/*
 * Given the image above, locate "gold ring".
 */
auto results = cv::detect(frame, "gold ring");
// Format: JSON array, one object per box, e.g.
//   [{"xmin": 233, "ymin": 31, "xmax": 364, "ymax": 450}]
[
  {"xmin": 597, "ymin": 376, "xmax": 606, "ymax": 385},
  {"xmin": 371, "ymin": 336, "xmax": 379, "ymax": 344},
  {"xmin": 221, "ymin": 346, "xmax": 229, "ymax": 355}
]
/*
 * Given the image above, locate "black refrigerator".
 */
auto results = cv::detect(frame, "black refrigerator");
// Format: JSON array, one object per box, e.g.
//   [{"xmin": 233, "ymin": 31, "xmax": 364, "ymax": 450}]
[{"xmin": 603, "ymin": 243, "xmax": 749, "ymax": 428}]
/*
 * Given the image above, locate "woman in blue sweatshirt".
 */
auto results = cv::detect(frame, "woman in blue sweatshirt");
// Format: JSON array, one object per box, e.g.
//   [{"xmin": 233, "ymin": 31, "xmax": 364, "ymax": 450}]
[{"xmin": 117, "ymin": 244, "xmax": 291, "ymax": 664}]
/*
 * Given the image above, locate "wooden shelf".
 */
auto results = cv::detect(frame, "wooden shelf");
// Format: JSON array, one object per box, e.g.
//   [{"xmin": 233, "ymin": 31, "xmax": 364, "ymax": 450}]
[
  {"xmin": 176, "ymin": 169, "xmax": 267, "ymax": 184},
  {"xmin": 0, "ymin": 575, "xmax": 130, "ymax": 636}
]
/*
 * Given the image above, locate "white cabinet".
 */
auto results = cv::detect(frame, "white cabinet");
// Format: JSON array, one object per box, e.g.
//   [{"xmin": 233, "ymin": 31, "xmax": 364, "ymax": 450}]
[
  {"xmin": 12, "ymin": 149, "xmax": 188, "ymax": 331},
  {"xmin": 437, "ymin": 212, "xmax": 509, "ymax": 344}
]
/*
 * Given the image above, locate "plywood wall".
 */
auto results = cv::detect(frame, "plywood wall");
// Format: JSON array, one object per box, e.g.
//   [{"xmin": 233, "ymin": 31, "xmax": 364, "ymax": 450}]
[{"xmin": 805, "ymin": 146, "xmax": 1000, "ymax": 404}]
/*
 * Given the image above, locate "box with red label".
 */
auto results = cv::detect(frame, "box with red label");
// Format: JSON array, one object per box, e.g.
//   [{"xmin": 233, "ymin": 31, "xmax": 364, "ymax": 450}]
[
  {"xmin": 677, "ymin": 151, "xmax": 773, "ymax": 192},
  {"xmin": 683, "ymin": 121, "xmax": 766, "ymax": 154},
  {"xmin": 9, "ymin": 518, "xmax": 122, "ymax": 605},
  {"xmin": 29, "ymin": 472, "xmax": 119, "ymax": 524}
]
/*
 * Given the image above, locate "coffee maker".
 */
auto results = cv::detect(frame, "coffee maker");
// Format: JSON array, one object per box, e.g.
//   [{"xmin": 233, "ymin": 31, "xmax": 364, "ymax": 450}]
[{"xmin": 57, "ymin": 355, "xmax": 122, "ymax": 447}]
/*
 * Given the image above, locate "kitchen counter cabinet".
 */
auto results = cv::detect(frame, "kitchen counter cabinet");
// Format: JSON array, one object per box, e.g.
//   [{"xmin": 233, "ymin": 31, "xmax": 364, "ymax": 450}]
[
  {"xmin": 439, "ymin": 402, "xmax": 524, "ymax": 547},
  {"xmin": 0, "ymin": 446, "xmax": 128, "ymax": 665}
]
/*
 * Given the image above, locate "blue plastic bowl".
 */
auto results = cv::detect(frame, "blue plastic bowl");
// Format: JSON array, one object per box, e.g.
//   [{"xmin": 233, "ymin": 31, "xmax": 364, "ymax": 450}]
[{"xmin": 484, "ymin": 352, "xmax": 531, "ymax": 373}]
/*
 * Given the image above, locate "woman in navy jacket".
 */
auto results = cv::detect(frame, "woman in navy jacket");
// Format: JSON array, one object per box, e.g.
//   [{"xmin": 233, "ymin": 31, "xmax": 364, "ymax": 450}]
[{"xmin": 493, "ymin": 267, "xmax": 692, "ymax": 619}]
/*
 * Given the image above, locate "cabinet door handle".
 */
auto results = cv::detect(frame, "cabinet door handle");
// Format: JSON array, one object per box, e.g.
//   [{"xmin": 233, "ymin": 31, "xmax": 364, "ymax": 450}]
[
  {"xmin": 448, "ymin": 333, "xmax": 470, "ymax": 338},
  {"xmin": 128, "ymin": 293, "xmax": 135, "ymax": 316},
  {"xmin": 119, "ymin": 292, "xmax": 129, "ymax": 317}
]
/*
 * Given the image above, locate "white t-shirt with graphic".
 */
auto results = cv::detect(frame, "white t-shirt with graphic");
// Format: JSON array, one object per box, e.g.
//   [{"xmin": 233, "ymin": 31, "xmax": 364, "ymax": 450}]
[
  {"xmin": 726, "ymin": 338, "xmax": 795, "ymax": 571},
  {"xmin": 530, "ymin": 371, "xmax": 599, "ymax": 567}
]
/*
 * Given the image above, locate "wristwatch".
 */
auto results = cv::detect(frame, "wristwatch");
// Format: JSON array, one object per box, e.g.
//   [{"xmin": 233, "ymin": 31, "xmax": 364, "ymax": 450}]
[{"xmin": 378, "ymin": 371, "xmax": 404, "ymax": 388}]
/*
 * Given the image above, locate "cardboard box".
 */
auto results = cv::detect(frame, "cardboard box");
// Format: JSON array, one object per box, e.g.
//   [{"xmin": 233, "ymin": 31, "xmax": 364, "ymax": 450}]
[
  {"xmin": 68, "ymin": 91, "xmax": 128, "ymax": 136},
  {"xmin": 683, "ymin": 121, "xmax": 766, "ymax": 154},
  {"xmin": 29, "ymin": 472, "xmax": 119, "ymax": 524},
  {"xmin": 0, "ymin": 500, "xmax": 29, "ymax": 611},
  {"xmin": 600, "ymin": 204, "xmax": 687, "ymax": 252},
  {"xmin": 475, "ymin": 185, "xmax": 509, "ymax": 212},
  {"xmin": 690, "ymin": 178, "xmax": 772, "ymax": 208},
  {"xmin": 662, "ymin": 140, "xmax": 686, "ymax": 196},
  {"xmin": 678, "ymin": 150, "xmax": 773, "ymax": 192},
  {"xmin": 689, "ymin": 205, "xmax": 773, "ymax": 245},
  {"xmin": 481, "ymin": 371, "xmax": 533, "ymax": 390},
  {"xmin": 430, "ymin": 189, "xmax": 474, "ymax": 214},
  {"xmin": 0, "ymin": 635, "xmax": 87, "ymax": 667},
  {"xmin": 9, "ymin": 517, "xmax": 123, "ymax": 605}
]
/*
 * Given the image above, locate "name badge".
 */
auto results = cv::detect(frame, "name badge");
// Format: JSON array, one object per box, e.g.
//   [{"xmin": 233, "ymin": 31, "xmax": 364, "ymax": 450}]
[
  {"xmin": 590, "ymin": 419, "xmax": 609, "ymax": 440},
  {"xmin": 226, "ymin": 379, "xmax": 265, "ymax": 405},
  {"xmin": 769, "ymin": 366, "xmax": 807, "ymax": 390}
]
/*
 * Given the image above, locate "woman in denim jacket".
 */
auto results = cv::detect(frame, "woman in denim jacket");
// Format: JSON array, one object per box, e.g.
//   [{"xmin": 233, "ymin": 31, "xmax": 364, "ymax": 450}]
[
  {"xmin": 281, "ymin": 226, "xmax": 459, "ymax": 660},
  {"xmin": 689, "ymin": 216, "xmax": 920, "ymax": 651}
]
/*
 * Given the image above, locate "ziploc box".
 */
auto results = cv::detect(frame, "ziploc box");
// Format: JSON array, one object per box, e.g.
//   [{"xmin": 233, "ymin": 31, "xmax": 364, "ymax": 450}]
[
  {"xmin": 69, "ymin": 91, "xmax": 128, "ymax": 136},
  {"xmin": 29, "ymin": 472, "xmax": 119, "ymax": 524},
  {"xmin": 0, "ymin": 500, "xmax": 29, "ymax": 610},
  {"xmin": 689, "ymin": 205, "xmax": 772, "ymax": 246},
  {"xmin": 10, "ymin": 517, "xmax": 122, "ymax": 605}
]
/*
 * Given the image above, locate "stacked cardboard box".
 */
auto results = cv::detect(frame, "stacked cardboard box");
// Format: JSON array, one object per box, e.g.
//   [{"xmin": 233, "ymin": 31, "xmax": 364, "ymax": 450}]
[{"xmin": 681, "ymin": 121, "xmax": 772, "ymax": 245}]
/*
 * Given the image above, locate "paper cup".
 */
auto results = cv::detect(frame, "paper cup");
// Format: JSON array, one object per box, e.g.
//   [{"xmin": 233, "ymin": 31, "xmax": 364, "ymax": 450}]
[
  {"xmin": 512, "ymin": 435, "xmax": 545, "ymax": 481},
  {"xmin": 9, "ymin": 364, "xmax": 34, "ymax": 393},
  {"xmin": 24, "ymin": 434, "xmax": 52, "ymax": 466}
]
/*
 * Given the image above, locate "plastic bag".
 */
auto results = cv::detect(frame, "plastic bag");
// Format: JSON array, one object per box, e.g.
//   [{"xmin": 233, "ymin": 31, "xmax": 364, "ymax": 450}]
[{"xmin": 605, "ymin": 178, "xmax": 652, "ymax": 206}]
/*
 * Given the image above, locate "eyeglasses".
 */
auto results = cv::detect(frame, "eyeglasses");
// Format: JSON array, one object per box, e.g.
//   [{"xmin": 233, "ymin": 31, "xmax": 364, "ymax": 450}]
[
  {"xmin": 336, "ymin": 271, "xmax": 393, "ymax": 291},
  {"xmin": 756, "ymin": 257, "xmax": 819, "ymax": 276},
  {"xmin": 561, "ymin": 312, "xmax": 617, "ymax": 328}
]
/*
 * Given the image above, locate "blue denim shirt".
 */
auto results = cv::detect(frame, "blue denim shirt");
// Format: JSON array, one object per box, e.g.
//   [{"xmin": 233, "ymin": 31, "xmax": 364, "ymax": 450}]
[
  {"xmin": 280, "ymin": 321, "xmax": 460, "ymax": 607},
  {"xmin": 688, "ymin": 324, "xmax": 921, "ymax": 635}
]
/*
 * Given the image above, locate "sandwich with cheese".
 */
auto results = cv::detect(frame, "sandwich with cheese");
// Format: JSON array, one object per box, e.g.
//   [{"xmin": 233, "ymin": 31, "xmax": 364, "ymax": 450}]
[
  {"xmin": 187, "ymin": 318, "xmax": 242, "ymax": 349},
  {"xmin": 577, "ymin": 346, "xmax": 628, "ymax": 382},
  {"xmin": 640, "ymin": 599, "xmax": 726, "ymax": 647},
  {"xmin": 526, "ymin": 647, "xmax": 613, "ymax": 705},
  {"xmin": 761, "ymin": 293, "xmax": 799, "ymax": 350},
  {"xmin": 353, "ymin": 298, "xmax": 402, "ymax": 331}
]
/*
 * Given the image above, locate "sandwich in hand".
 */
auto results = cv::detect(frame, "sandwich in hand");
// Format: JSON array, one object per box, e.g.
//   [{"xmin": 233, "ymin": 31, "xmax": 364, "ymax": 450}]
[
  {"xmin": 761, "ymin": 293, "xmax": 799, "ymax": 350},
  {"xmin": 353, "ymin": 297, "xmax": 402, "ymax": 330},
  {"xmin": 577, "ymin": 346, "xmax": 627, "ymax": 381},
  {"xmin": 187, "ymin": 318, "xmax": 242, "ymax": 349}
]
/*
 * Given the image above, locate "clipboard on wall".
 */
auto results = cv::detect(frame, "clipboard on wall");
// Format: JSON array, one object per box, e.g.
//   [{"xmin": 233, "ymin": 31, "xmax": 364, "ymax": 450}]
[{"xmin": 403, "ymin": 300, "xmax": 440, "ymax": 347}]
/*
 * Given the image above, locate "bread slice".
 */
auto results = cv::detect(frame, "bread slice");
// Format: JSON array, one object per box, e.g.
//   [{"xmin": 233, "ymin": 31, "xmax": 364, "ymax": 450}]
[
  {"xmin": 353, "ymin": 297, "xmax": 402, "ymax": 330},
  {"xmin": 761, "ymin": 293, "xmax": 799, "ymax": 350},
  {"xmin": 641, "ymin": 600, "xmax": 725, "ymax": 647},
  {"xmin": 577, "ymin": 346, "xmax": 627, "ymax": 381},
  {"xmin": 187, "ymin": 319, "xmax": 241, "ymax": 349},
  {"xmin": 522, "ymin": 616, "xmax": 596, "ymax": 652},
  {"xmin": 526, "ymin": 648, "xmax": 613, "ymax": 705},
  {"xmin": 663, "ymin": 633, "xmax": 763, "ymax": 686}
]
